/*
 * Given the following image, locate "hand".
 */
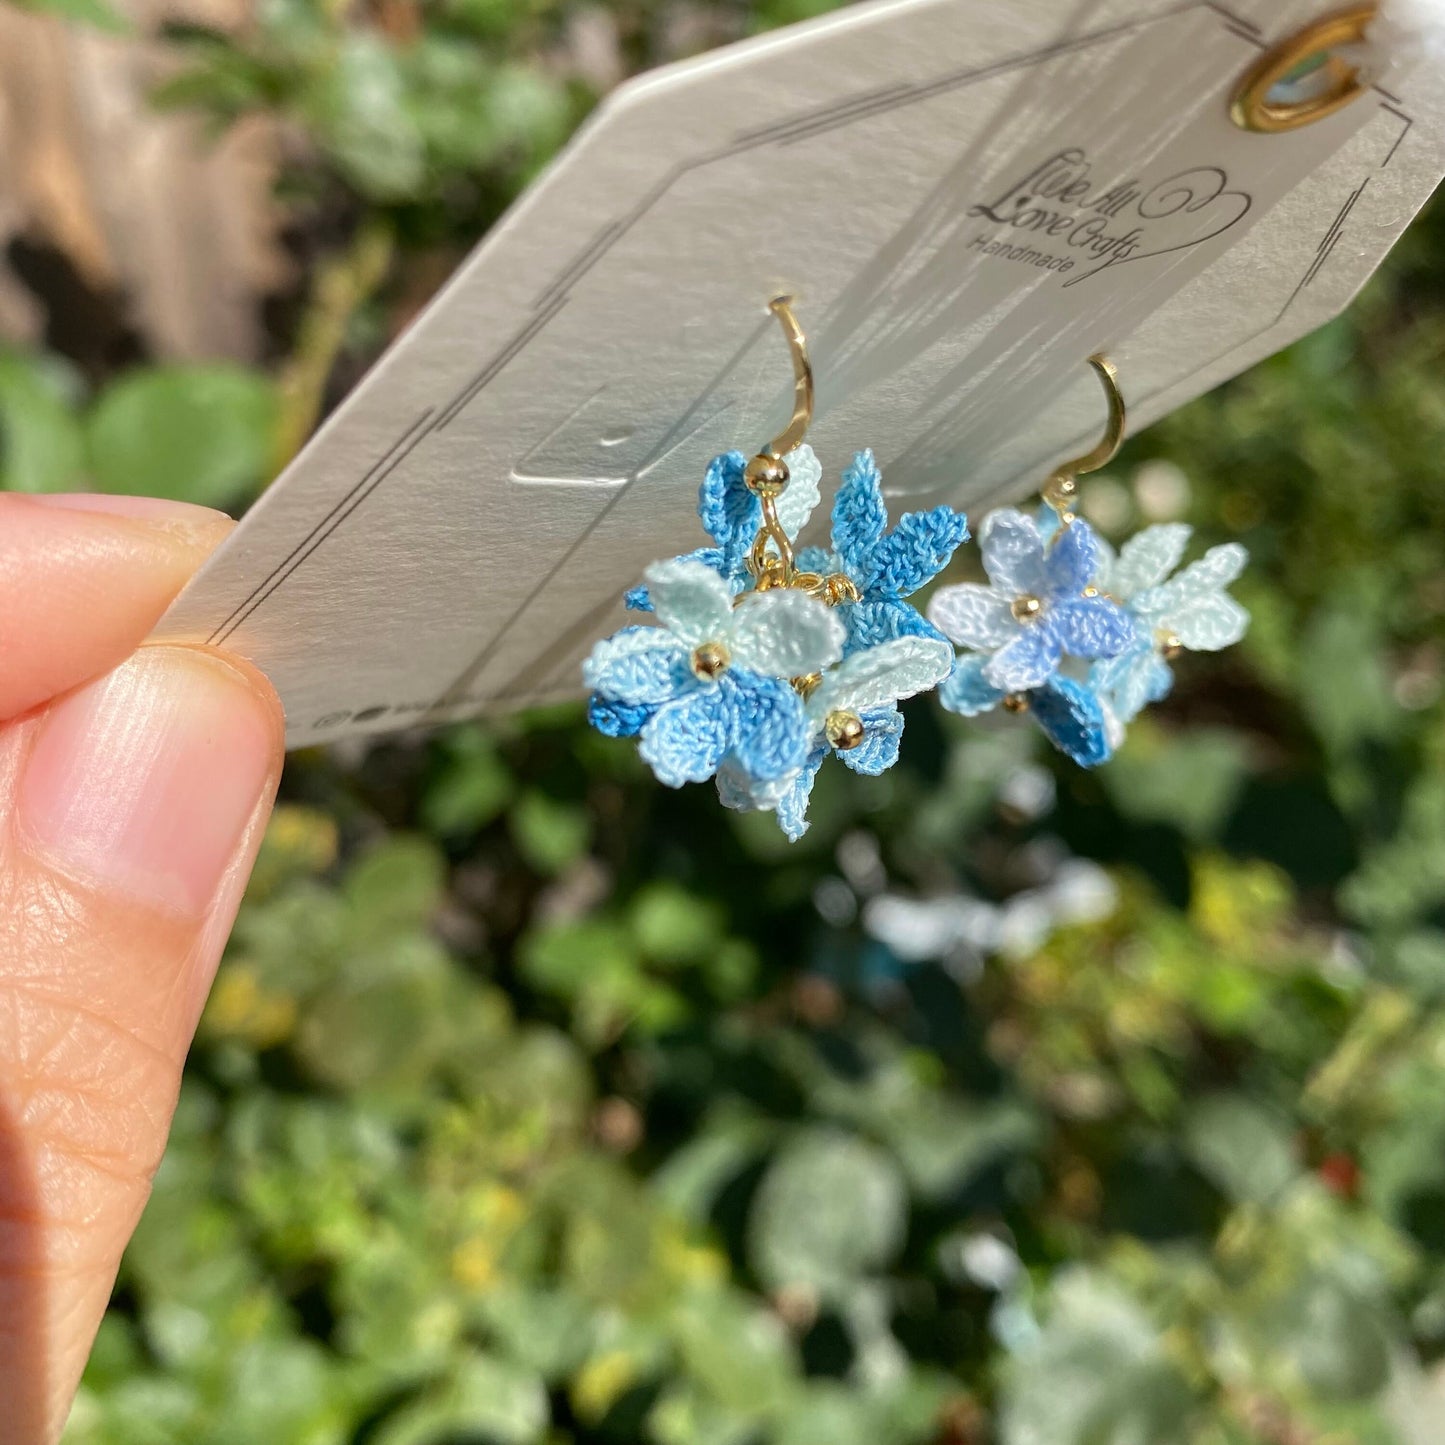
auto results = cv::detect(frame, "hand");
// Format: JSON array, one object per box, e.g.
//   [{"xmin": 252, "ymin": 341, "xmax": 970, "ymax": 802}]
[{"xmin": 0, "ymin": 495, "xmax": 284, "ymax": 1443}]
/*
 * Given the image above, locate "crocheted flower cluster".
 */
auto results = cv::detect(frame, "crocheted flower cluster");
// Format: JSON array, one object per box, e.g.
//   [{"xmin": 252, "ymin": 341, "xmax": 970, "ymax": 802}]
[
  {"xmin": 585, "ymin": 445, "xmax": 969, "ymax": 839},
  {"xmin": 927, "ymin": 510, "xmax": 1249, "ymax": 766}
]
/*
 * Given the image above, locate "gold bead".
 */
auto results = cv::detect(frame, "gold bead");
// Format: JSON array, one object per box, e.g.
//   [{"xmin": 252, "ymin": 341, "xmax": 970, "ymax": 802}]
[
  {"xmin": 1158, "ymin": 631, "xmax": 1183, "ymax": 661},
  {"xmin": 1002, "ymin": 693, "xmax": 1030, "ymax": 714},
  {"xmin": 690, "ymin": 640, "xmax": 731, "ymax": 680},
  {"xmin": 1082, "ymin": 585, "xmax": 1099, "ymax": 598},
  {"xmin": 744, "ymin": 453, "xmax": 790, "ymax": 499},
  {"xmin": 824, "ymin": 573, "xmax": 860, "ymax": 605},
  {"xmin": 824, "ymin": 709, "xmax": 865, "ymax": 751},
  {"xmin": 1011, "ymin": 594, "xmax": 1043, "ymax": 622}
]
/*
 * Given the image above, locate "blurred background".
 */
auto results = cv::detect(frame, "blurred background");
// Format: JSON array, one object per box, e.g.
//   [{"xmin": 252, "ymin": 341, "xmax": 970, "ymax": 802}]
[{"xmin": 3, "ymin": 0, "xmax": 1445, "ymax": 1441}]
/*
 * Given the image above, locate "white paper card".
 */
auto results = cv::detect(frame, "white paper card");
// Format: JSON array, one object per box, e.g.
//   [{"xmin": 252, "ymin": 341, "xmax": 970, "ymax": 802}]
[{"xmin": 154, "ymin": 0, "xmax": 1445, "ymax": 746}]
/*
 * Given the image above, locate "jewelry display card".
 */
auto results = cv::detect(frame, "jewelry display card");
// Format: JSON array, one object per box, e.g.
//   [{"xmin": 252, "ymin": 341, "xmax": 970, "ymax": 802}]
[{"xmin": 152, "ymin": 0, "xmax": 1445, "ymax": 747}]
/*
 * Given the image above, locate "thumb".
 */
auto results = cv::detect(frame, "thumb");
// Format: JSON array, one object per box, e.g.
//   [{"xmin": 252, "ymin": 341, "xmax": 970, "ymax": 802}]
[{"xmin": 0, "ymin": 508, "xmax": 284, "ymax": 1442}]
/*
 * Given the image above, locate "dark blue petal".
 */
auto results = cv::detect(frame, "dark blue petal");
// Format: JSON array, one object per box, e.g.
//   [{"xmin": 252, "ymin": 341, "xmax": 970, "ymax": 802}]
[
  {"xmin": 699, "ymin": 451, "xmax": 760, "ymax": 576},
  {"xmin": 858, "ymin": 506, "xmax": 969, "ymax": 597},
  {"xmin": 838, "ymin": 706, "xmax": 904, "ymax": 776},
  {"xmin": 1030, "ymin": 675, "xmax": 1112, "ymax": 768},
  {"xmin": 588, "ymin": 693, "xmax": 654, "ymax": 738},
  {"xmin": 1049, "ymin": 596, "xmax": 1137, "ymax": 659},
  {"xmin": 831, "ymin": 449, "xmax": 889, "ymax": 577},
  {"xmin": 1045, "ymin": 518, "xmax": 1103, "ymax": 600},
  {"xmin": 727, "ymin": 671, "xmax": 811, "ymax": 783},
  {"xmin": 638, "ymin": 687, "xmax": 732, "ymax": 787},
  {"xmin": 843, "ymin": 598, "xmax": 950, "ymax": 656}
]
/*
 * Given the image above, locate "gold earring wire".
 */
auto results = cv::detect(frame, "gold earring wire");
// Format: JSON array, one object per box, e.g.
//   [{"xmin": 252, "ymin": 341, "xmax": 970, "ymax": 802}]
[
  {"xmin": 1043, "ymin": 354, "xmax": 1126, "ymax": 523},
  {"xmin": 745, "ymin": 296, "xmax": 815, "ymax": 584}
]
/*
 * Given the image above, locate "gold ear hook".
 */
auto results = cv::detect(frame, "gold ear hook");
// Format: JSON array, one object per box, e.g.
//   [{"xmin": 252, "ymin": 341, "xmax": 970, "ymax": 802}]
[
  {"xmin": 1044, "ymin": 354, "xmax": 1126, "ymax": 522},
  {"xmin": 761, "ymin": 296, "xmax": 814, "ymax": 461},
  {"xmin": 745, "ymin": 296, "xmax": 815, "ymax": 584},
  {"xmin": 1230, "ymin": 5, "xmax": 1375, "ymax": 135}
]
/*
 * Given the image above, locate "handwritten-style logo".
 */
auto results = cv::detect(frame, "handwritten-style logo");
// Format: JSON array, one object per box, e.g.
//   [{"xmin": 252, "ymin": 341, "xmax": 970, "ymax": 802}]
[{"xmin": 967, "ymin": 147, "xmax": 1252, "ymax": 287}]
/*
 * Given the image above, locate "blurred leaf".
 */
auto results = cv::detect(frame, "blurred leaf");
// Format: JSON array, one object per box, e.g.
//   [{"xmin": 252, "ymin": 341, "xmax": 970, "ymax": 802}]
[
  {"xmin": 423, "ymin": 725, "xmax": 515, "ymax": 835},
  {"xmin": 1000, "ymin": 1271, "xmax": 1198, "ymax": 1445},
  {"xmin": 1183, "ymin": 1094, "xmax": 1299, "ymax": 1205},
  {"xmin": 632, "ymin": 883, "xmax": 725, "ymax": 966},
  {"xmin": 0, "ymin": 351, "xmax": 85, "ymax": 492},
  {"xmin": 509, "ymin": 790, "xmax": 590, "ymax": 874},
  {"xmin": 749, "ymin": 1130, "xmax": 907, "ymax": 1295},
  {"xmin": 1104, "ymin": 725, "xmax": 1251, "ymax": 842},
  {"xmin": 87, "ymin": 365, "xmax": 277, "ymax": 507},
  {"xmin": 11, "ymin": 0, "xmax": 128, "ymax": 31},
  {"xmin": 1298, "ymin": 605, "xmax": 1400, "ymax": 755},
  {"xmin": 374, "ymin": 1351, "xmax": 548, "ymax": 1445},
  {"xmin": 305, "ymin": 35, "xmax": 427, "ymax": 201}
]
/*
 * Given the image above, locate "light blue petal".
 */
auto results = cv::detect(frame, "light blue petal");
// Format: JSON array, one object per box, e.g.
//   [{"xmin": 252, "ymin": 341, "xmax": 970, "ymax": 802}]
[
  {"xmin": 983, "ymin": 624, "xmax": 1061, "ymax": 693},
  {"xmin": 638, "ymin": 687, "xmax": 732, "ymax": 787},
  {"xmin": 588, "ymin": 693, "xmax": 654, "ymax": 738},
  {"xmin": 625, "ymin": 547, "xmax": 729, "ymax": 612},
  {"xmin": 831, "ymin": 449, "xmax": 889, "ymax": 575},
  {"xmin": 1030, "ymin": 676, "xmax": 1112, "ymax": 768},
  {"xmin": 646, "ymin": 557, "xmax": 734, "ymax": 646},
  {"xmin": 928, "ymin": 583, "xmax": 1016, "ymax": 650},
  {"xmin": 1037, "ymin": 503, "xmax": 1065, "ymax": 544},
  {"xmin": 776, "ymin": 751, "xmax": 827, "ymax": 842},
  {"xmin": 860, "ymin": 506, "xmax": 969, "ymax": 597},
  {"xmin": 1106, "ymin": 524, "xmax": 1191, "ymax": 600},
  {"xmin": 1044, "ymin": 517, "xmax": 1102, "ymax": 600},
  {"xmin": 728, "ymin": 672, "xmax": 811, "ymax": 783},
  {"xmin": 583, "ymin": 626, "xmax": 686, "ymax": 705},
  {"xmin": 938, "ymin": 654, "xmax": 1005, "ymax": 717},
  {"xmin": 1163, "ymin": 592, "xmax": 1250, "ymax": 651},
  {"xmin": 810, "ymin": 636, "xmax": 953, "ymax": 719},
  {"xmin": 716, "ymin": 761, "xmax": 760, "ymax": 812},
  {"xmin": 979, "ymin": 509, "xmax": 1048, "ymax": 598},
  {"xmin": 1135, "ymin": 542, "xmax": 1248, "ymax": 615},
  {"xmin": 775, "ymin": 443, "xmax": 822, "ymax": 539},
  {"xmin": 1048, "ymin": 597, "xmax": 1137, "ymax": 659},
  {"xmin": 728, "ymin": 589, "xmax": 846, "ymax": 677},
  {"xmin": 1092, "ymin": 643, "xmax": 1173, "ymax": 724},
  {"xmin": 838, "ymin": 706, "xmax": 903, "ymax": 776}
]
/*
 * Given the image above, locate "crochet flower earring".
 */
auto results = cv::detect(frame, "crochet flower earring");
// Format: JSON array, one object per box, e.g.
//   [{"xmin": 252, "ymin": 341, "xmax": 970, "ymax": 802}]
[
  {"xmin": 584, "ymin": 298, "xmax": 969, "ymax": 839},
  {"xmin": 928, "ymin": 356, "xmax": 1251, "ymax": 766}
]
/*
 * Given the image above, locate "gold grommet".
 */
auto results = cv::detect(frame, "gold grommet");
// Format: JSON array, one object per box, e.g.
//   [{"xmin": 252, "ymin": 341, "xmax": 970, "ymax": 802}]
[{"xmin": 1230, "ymin": 5, "xmax": 1375, "ymax": 134}]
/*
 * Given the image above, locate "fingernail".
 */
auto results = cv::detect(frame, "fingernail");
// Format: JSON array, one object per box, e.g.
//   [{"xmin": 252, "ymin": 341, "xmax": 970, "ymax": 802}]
[
  {"xmin": 20, "ymin": 493, "xmax": 231, "ymax": 542},
  {"xmin": 26, "ymin": 491, "xmax": 227, "ymax": 519},
  {"xmin": 17, "ymin": 648, "xmax": 281, "ymax": 917}
]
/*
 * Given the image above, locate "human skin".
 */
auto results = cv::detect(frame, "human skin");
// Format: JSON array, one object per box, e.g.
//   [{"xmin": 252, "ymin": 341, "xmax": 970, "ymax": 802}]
[{"xmin": 0, "ymin": 493, "xmax": 284, "ymax": 1443}]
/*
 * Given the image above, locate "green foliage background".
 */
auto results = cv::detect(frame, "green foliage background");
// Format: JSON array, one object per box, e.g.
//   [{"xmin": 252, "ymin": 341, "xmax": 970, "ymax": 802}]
[{"xmin": 6, "ymin": 1, "xmax": 1445, "ymax": 1441}]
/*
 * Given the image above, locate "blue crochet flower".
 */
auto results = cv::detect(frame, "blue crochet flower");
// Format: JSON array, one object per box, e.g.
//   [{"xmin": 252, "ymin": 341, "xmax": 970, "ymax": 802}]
[
  {"xmin": 585, "ymin": 557, "xmax": 845, "ymax": 788},
  {"xmin": 797, "ymin": 450, "xmax": 970, "ymax": 655},
  {"xmin": 717, "ymin": 634, "xmax": 954, "ymax": 839},
  {"xmin": 1090, "ymin": 525, "xmax": 1250, "ymax": 726},
  {"xmin": 938, "ymin": 655, "xmax": 1112, "ymax": 768},
  {"xmin": 925, "ymin": 509, "xmax": 1136, "ymax": 693},
  {"xmin": 624, "ymin": 446, "xmax": 824, "ymax": 611}
]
